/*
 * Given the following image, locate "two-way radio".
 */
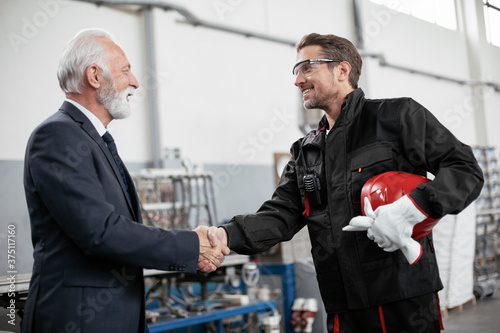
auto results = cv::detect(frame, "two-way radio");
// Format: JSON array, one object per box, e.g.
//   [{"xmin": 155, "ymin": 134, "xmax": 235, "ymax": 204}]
[{"xmin": 300, "ymin": 144, "xmax": 322, "ymax": 207}]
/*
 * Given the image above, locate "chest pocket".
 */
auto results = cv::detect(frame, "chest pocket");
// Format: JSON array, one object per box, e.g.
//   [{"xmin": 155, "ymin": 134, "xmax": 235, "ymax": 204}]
[{"xmin": 350, "ymin": 144, "xmax": 393, "ymax": 207}]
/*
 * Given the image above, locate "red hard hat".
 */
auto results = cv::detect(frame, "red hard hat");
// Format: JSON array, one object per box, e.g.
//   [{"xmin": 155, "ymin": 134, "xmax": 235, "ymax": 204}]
[{"xmin": 361, "ymin": 171, "xmax": 440, "ymax": 240}]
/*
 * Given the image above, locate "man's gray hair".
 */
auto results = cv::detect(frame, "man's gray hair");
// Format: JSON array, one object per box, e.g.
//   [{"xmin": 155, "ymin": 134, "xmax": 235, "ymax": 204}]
[{"xmin": 57, "ymin": 28, "xmax": 114, "ymax": 94}]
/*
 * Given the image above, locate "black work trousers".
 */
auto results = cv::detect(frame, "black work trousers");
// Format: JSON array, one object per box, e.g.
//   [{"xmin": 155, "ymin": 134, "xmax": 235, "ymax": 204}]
[{"xmin": 327, "ymin": 292, "xmax": 443, "ymax": 333}]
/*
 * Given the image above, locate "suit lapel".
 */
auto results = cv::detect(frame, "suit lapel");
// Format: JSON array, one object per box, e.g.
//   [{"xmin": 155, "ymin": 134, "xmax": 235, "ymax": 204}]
[
  {"xmin": 59, "ymin": 102, "xmax": 140, "ymax": 221},
  {"xmin": 123, "ymin": 168, "xmax": 142, "ymax": 223}
]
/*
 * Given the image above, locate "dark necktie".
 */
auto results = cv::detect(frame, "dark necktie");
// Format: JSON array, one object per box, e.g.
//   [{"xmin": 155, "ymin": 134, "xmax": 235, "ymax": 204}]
[{"xmin": 102, "ymin": 131, "xmax": 130, "ymax": 195}]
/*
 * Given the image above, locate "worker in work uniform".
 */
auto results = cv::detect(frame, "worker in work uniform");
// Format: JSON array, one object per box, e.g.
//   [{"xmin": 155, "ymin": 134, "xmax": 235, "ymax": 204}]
[{"xmin": 207, "ymin": 33, "xmax": 484, "ymax": 332}]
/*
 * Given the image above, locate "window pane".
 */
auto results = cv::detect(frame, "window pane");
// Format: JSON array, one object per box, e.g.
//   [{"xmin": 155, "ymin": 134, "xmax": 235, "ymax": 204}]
[
  {"xmin": 488, "ymin": 0, "xmax": 500, "ymax": 8},
  {"xmin": 435, "ymin": 0, "xmax": 457, "ymax": 30},
  {"xmin": 369, "ymin": 0, "xmax": 457, "ymax": 30},
  {"xmin": 410, "ymin": 0, "xmax": 435, "ymax": 23},
  {"xmin": 386, "ymin": 0, "xmax": 411, "ymax": 14},
  {"xmin": 487, "ymin": 7, "xmax": 500, "ymax": 46},
  {"xmin": 484, "ymin": 5, "xmax": 492, "ymax": 43}
]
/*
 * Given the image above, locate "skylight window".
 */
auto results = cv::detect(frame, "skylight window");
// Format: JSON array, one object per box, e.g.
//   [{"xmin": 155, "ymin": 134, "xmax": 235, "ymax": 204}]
[
  {"xmin": 483, "ymin": 0, "xmax": 500, "ymax": 47},
  {"xmin": 369, "ymin": 0, "xmax": 458, "ymax": 30}
]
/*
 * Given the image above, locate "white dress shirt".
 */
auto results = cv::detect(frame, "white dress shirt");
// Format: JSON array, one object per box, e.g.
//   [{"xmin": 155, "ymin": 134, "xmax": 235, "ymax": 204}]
[{"xmin": 65, "ymin": 99, "xmax": 107, "ymax": 136}]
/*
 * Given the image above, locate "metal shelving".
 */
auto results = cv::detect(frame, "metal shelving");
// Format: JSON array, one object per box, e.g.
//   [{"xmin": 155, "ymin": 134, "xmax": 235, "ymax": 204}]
[
  {"xmin": 132, "ymin": 169, "xmax": 218, "ymax": 230},
  {"xmin": 472, "ymin": 146, "xmax": 500, "ymax": 298}
]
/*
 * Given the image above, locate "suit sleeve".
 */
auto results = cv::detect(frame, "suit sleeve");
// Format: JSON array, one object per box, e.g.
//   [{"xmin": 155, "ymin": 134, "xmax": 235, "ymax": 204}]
[
  {"xmin": 400, "ymin": 99, "xmax": 484, "ymax": 218},
  {"xmin": 25, "ymin": 121, "xmax": 199, "ymax": 272}
]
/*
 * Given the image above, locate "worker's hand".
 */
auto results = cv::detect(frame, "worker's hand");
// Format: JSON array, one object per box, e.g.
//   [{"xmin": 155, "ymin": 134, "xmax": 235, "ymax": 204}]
[
  {"xmin": 207, "ymin": 226, "xmax": 228, "ymax": 248},
  {"xmin": 194, "ymin": 226, "xmax": 230, "ymax": 273},
  {"xmin": 342, "ymin": 198, "xmax": 375, "ymax": 232},
  {"xmin": 343, "ymin": 195, "xmax": 426, "ymax": 265}
]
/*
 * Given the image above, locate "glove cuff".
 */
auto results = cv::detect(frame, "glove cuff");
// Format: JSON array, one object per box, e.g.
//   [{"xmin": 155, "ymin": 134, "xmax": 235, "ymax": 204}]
[{"xmin": 400, "ymin": 195, "xmax": 427, "ymax": 225}]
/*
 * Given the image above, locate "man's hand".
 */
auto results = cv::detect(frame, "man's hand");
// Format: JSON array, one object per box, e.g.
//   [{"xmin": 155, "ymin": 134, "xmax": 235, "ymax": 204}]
[
  {"xmin": 207, "ymin": 226, "xmax": 228, "ymax": 248},
  {"xmin": 343, "ymin": 195, "xmax": 426, "ymax": 265},
  {"xmin": 194, "ymin": 226, "xmax": 230, "ymax": 273}
]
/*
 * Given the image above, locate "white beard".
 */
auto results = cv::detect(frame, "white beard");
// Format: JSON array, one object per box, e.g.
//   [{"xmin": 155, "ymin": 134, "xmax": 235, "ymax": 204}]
[{"xmin": 98, "ymin": 78, "xmax": 135, "ymax": 120}]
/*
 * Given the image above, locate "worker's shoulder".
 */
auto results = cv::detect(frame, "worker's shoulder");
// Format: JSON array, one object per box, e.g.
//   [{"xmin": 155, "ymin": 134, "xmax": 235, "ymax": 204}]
[
  {"xmin": 364, "ymin": 95, "xmax": 414, "ymax": 107},
  {"xmin": 363, "ymin": 96, "xmax": 424, "ymax": 116}
]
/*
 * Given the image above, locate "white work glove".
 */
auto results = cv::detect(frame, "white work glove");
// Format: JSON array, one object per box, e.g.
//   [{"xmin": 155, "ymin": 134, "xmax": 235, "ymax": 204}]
[{"xmin": 343, "ymin": 195, "xmax": 426, "ymax": 265}]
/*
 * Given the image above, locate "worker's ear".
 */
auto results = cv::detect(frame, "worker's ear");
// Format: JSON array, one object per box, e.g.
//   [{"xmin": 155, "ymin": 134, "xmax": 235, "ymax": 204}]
[
  {"xmin": 86, "ymin": 64, "xmax": 102, "ymax": 89},
  {"xmin": 336, "ymin": 61, "xmax": 351, "ymax": 83}
]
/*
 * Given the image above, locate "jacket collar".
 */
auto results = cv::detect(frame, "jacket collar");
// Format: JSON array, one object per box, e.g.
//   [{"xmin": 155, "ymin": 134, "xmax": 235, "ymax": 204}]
[
  {"xmin": 302, "ymin": 88, "xmax": 366, "ymax": 149},
  {"xmin": 59, "ymin": 100, "xmax": 88, "ymax": 124},
  {"xmin": 59, "ymin": 101, "xmax": 105, "ymax": 143},
  {"xmin": 341, "ymin": 88, "xmax": 365, "ymax": 123},
  {"xmin": 316, "ymin": 87, "xmax": 366, "ymax": 130}
]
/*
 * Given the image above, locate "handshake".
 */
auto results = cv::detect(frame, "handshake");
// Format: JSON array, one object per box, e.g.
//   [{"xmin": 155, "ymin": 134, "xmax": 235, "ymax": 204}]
[{"xmin": 194, "ymin": 226, "xmax": 230, "ymax": 273}]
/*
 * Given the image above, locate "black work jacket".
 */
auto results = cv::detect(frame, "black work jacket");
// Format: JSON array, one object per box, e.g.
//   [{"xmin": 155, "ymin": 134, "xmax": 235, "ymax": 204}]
[{"xmin": 224, "ymin": 88, "xmax": 483, "ymax": 313}]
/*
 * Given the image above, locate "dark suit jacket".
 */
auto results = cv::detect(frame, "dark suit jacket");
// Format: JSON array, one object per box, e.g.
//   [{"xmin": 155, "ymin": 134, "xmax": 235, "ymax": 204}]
[{"xmin": 22, "ymin": 101, "xmax": 199, "ymax": 333}]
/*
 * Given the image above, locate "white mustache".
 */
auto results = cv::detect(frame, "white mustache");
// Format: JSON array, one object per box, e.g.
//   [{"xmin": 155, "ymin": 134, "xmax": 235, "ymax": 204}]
[{"xmin": 124, "ymin": 87, "xmax": 136, "ymax": 98}]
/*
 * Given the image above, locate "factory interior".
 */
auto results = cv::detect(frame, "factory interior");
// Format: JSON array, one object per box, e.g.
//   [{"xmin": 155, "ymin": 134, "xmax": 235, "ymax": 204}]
[{"xmin": 1, "ymin": 0, "xmax": 500, "ymax": 332}]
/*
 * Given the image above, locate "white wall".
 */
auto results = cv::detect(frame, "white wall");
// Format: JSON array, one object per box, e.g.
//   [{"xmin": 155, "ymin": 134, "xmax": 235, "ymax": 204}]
[{"xmin": 153, "ymin": 10, "xmax": 302, "ymax": 166}]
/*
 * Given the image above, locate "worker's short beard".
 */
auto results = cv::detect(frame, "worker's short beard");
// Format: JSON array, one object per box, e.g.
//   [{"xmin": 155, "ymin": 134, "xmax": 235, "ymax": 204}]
[
  {"xmin": 304, "ymin": 98, "xmax": 326, "ymax": 111},
  {"xmin": 97, "ymin": 76, "xmax": 134, "ymax": 120}
]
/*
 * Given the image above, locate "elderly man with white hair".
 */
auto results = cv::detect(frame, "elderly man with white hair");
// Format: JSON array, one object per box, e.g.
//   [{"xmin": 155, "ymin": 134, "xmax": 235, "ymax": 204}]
[{"xmin": 22, "ymin": 28, "xmax": 229, "ymax": 333}]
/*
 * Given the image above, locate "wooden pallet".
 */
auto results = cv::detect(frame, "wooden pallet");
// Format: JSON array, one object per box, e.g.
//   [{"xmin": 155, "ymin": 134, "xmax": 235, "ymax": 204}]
[{"xmin": 440, "ymin": 296, "xmax": 476, "ymax": 317}]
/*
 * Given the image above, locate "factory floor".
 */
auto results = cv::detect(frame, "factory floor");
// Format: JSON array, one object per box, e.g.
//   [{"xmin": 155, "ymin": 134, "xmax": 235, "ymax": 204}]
[
  {"xmin": 441, "ymin": 280, "xmax": 500, "ymax": 333},
  {"xmin": 1, "ymin": 283, "xmax": 498, "ymax": 333}
]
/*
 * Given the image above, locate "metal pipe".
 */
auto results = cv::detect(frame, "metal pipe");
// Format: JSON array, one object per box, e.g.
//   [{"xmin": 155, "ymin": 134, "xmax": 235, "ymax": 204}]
[
  {"xmin": 76, "ymin": 0, "xmax": 297, "ymax": 46},
  {"xmin": 352, "ymin": 0, "xmax": 365, "ymax": 50},
  {"xmin": 175, "ymin": 18, "xmax": 296, "ymax": 46},
  {"xmin": 365, "ymin": 52, "xmax": 499, "ymax": 92},
  {"xmin": 144, "ymin": 6, "xmax": 162, "ymax": 168},
  {"xmin": 485, "ymin": 1, "xmax": 500, "ymax": 12}
]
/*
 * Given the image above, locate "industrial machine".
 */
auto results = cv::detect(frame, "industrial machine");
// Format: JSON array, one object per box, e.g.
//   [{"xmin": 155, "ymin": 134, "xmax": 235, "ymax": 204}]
[{"xmin": 132, "ymin": 168, "xmax": 280, "ymax": 332}]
